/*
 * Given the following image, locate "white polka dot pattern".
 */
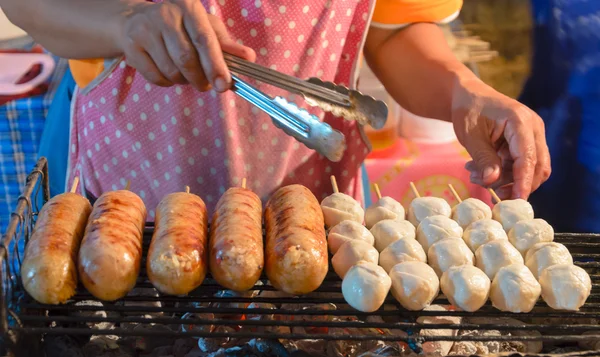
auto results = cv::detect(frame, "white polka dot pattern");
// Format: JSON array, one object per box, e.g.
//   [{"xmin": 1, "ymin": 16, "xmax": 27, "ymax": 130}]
[{"xmin": 67, "ymin": 0, "xmax": 372, "ymax": 216}]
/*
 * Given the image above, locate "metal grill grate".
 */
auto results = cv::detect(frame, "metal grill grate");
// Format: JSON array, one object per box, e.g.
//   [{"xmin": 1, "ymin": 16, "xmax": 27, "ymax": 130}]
[{"xmin": 2, "ymin": 158, "xmax": 600, "ymax": 357}]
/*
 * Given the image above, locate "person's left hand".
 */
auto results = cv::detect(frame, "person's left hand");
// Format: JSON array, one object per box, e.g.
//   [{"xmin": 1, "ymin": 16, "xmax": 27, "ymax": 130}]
[{"xmin": 451, "ymin": 77, "xmax": 551, "ymax": 200}]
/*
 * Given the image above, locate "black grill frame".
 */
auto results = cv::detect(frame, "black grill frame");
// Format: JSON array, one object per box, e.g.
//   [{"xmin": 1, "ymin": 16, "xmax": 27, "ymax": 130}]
[{"xmin": 1, "ymin": 157, "xmax": 600, "ymax": 357}]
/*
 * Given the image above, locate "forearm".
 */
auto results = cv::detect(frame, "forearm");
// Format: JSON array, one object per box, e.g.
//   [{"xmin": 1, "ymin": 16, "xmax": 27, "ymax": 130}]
[
  {"xmin": 1, "ymin": 0, "xmax": 144, "ymax": 59},
  {"xmin": 364, "ymin": 23, "xmax": 479, "ymax": 122}
]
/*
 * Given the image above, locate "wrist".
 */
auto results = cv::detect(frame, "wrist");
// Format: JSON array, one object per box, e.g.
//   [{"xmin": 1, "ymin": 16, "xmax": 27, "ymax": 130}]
[{"xmin": 110, "ymin": 0, "xmax": 150, "ymax": 55}]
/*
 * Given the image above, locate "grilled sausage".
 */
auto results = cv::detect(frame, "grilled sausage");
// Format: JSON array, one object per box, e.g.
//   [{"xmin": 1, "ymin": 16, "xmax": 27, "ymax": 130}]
[
  {"xmin": 210, "ymin": 187, "xmax": 263, "ymax": 291},
  {"xmin": 78, "ymin": 190, "xmax": 146, "ymax": 301},
  {"xmin": 264, "ymin": 185, "xmax": 328, "ymax": 295},
  {"xmin": 21, "ymin": 193, "xmax": 92, "ymax": 304},
  {"xmin": 147, "ymin": 192, "xmax": 208, "ymax": 295}
]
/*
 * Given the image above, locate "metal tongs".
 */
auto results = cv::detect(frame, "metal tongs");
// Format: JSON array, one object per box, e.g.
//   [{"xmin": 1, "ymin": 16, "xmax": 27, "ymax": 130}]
[{"xmin": 225, "ymin": 54, "xmax": 388, "ymax": 162}]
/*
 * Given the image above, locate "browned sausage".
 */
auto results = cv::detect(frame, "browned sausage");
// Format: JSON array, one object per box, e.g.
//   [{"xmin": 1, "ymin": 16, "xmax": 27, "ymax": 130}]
[
  {"xmin": 21, "ymin": 193, "xmax": 92, "ymax": 304},
  {"xmin": 78, "ymin": 190, "xmax": 146, "ymax": 301},
  {"xmin": 147, "ymin": 192, "xmax": 208, "ymax": 295},
  {"xmin": 264, "ymin": 184, "xmax": 328, "ymax": 295},
  {"xmin": 210, "ymin": 187, "xmax": 263, "ymax": 292}
]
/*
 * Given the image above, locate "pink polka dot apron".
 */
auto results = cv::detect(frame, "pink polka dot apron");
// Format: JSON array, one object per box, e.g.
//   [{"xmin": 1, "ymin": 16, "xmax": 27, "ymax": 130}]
[{"xmin": 67, "ymin": 0, "xmax": 375, "ymax": 218}]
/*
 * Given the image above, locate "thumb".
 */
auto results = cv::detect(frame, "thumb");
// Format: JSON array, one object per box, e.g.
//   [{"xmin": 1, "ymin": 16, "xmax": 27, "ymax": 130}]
[{"xmin": 467, "ymin": 140, "xmax": 502, "ymax": 186}]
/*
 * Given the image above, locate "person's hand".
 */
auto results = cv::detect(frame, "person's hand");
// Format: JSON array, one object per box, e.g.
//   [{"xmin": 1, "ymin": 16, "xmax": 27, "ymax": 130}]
[
  {"xmin": 451, "ymin": 77, "xmax": 551, "ymax": 200},
  {"xmin": 115, "ymin": 0, "xmax": 255, "ymax": 92}
]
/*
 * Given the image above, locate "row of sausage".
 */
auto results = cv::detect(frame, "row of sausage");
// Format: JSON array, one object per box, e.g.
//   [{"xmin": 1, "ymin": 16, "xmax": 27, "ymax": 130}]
[{"xmin": 21, "ymin": 184, "xmax": 328, "ymax": 304}]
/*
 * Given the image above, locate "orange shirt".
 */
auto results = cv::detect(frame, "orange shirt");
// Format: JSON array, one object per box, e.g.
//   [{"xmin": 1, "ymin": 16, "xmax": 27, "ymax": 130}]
[{"xmin": 69, "ymin": 0, "xmax": 462, "ymax": 89}]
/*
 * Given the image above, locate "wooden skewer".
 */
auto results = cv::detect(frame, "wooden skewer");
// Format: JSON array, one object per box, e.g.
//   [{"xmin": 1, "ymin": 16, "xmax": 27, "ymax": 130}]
[
  {"xmin": 241, "ymin": 178, "xmax": 247, "ymax": 189},
  {"xmin": 184, "ymin": 185, "xmax": 190, "ymax": 194},
  {"xmin": 124, "ymin": 180, "xmax": 131, "ymax": 191},
  {"xmin": 448, "ymin": 184, "xmax": 462, "ymax": 203},
  {"xmin": 488, "ymin": 188, "xmax": 501, "ymax": 203},
  {"xmin": 372, "ymin": 183, "xmax": 382, "ymax": 200},
  {"xmin": 330, "ymin": 175, "xmax": 339, "ymax": 194},
  {"xmin": 409, "ymin": 182, "xmax": 420, "ymax": 198},
  {"xmin": 69, "ymin": 177, "xmax": 80, "ymax": 193}
]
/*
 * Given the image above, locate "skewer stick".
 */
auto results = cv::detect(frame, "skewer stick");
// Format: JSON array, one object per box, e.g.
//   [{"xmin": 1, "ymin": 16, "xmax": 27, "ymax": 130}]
[
  {"xmin": 330, "ymin": 175, "xmax": 339, "ymax": 194},
  {"xmin": 488, "ymin": 188, "xmax": 501, "ymax": 203},
  {"xmin": 184, "ymin": 185, "xmax": 190, "ymax": 194},
  {"xmin": 124, "ymin": 180, "xmax": 131, "ymax": 191},
  {"xmin": 241, "ymin": 178, "xmax": 247, "ymax": 189},
  {"xmin": 409, "ymin": 182, "xmax": 420, "ymax": 198},
  {"xmin": 448, "ymin": 184, "xmax": 462, "ymax": 203},
  {"xmin": 372, "ymin": 183, "xmax": 382, "ymax": 200},
  {"xmin": 70, "ymin": 177, "xmax": 80, "ymax": 193}
]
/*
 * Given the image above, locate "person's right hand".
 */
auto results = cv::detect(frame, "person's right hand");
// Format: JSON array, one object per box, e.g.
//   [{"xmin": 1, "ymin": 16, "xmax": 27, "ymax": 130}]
[{"xmin": 116, "ymin": 0, "xmax": 256, "ymax": 92}]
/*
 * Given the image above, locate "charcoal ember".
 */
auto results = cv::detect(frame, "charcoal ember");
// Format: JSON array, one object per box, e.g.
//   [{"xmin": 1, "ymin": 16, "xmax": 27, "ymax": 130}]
[
  {"xmin": 243, "ymin": 303, "xmax": 278, "ymax": 334},
  {"xmin": 44, "ymin": 335, "xmax": 84, "ymax": 357},
  {"xmin": 173, "ymin": 338, "xmax": 197, "ymax": 357},
  {"xmin": 579, "ymin": 331, "xmax": 600, "ymax": 351},
  {"xmin": 132, "ymin": 324, "xmax": 176, "ymax": 352},
  {"xmin": 120, "ymin": 314, "xmax": 156, "ymax": 331},
  {"xmin": 449, "ymin": 330, "xmax": 501, "ymax": 355},
  {"xmin": 183, "ymin": 347, "xmax": 204, "ymax": 357},
  {"xmin": 197, "ymin": 326, "xmax": 236, "ymax": 353},
  {"xmin": 143, "ymin": 345, "xmax": 174, "ymax": 357},
  {"xmin": 416, "ymin": 305, "xmax": 461, "ymax": 357},
  {"xmin": 180, "ymin": 312, "xmax": 216, "ymax": 336},
  {"xmin": 82, "ymin": 336, "xmax": 134, "ymax": 357},
  {"xmin": 548, "ymin": 346, "xmax": 582, "ymax": 354},
  {"xmin": 467, "ymin": 317, "xmax": 542, "ymax": 353},
  {"xmin": 70, "ymin": 300, "xmax": 118, "ymax": 329},
  {"xmin": 215, "ymin": 339, "xmax": 289, "ymax": 357},
  {"xmin": 358, "ymin": 344, "xmax": 414, "ymax": 357},
  {"xmin": 122, "ymin": 288, "xmax": 162, "ymax": 316},
  {"xmin": 449, "ymin": 341, "xmax": 477, "ymax": 356}
]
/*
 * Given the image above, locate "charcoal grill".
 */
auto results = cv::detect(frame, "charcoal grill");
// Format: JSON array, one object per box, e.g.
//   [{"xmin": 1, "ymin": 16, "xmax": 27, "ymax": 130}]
[{"xmin": 1, "ymin": 157, "xmax": 600, "ymax": 357}]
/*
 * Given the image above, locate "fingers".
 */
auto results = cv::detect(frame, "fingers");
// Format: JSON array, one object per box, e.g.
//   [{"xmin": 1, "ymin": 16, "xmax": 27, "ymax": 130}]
[
  {"xmin": 465, "ymin": 139, "xmax": 503, "ymax": 186},
  {"xmin": 181, "ymin": 1, "xmax": 230, "ymax": 92},
  {"xmin": 160, "ymin": 9, "xmax": 210, "ymax": 90},
  {"xmin": 504, "ymin": 107, "xmax": 538, "ymax": 199},
  {"xmin": 531, "ymin": 117, "xmax": 552, "ymax": 192},
  {"xmin": 208, "ymin": 15, "xmax": 257, "ymax": 62}
]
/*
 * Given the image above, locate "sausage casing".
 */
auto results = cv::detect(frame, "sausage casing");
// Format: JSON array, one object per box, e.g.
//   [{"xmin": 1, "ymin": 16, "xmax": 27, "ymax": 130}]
[
  {"xmin": 78, "ymin": 190, "xmax": 146, "ymax": 301},
  {"xmin": 264, "ymin": 184, "xmax": 328, "ymax": 295},
  {"xmin": 21, "ymin": 193, "xmax": 92, "ymax": 304},
  {"xmin": 147, "ymin": 192, "xmax": 208, "ymax": 295},
  {"xmin": 210, "ymin": 187, "xmax": 263, "ymax": 292}
]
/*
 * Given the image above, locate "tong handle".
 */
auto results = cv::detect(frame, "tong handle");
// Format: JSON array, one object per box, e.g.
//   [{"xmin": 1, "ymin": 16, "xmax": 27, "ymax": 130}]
[
  {"xmin": 225, "ymin": 53, "xmax": 350, "ymax": 107},
  {"xmin": 231, "ymin": 75, "xmax": 346, "ymax": 162},
  {"xmin": 231, "ymin": 75, "xmax": 309, "ymax": 137}
]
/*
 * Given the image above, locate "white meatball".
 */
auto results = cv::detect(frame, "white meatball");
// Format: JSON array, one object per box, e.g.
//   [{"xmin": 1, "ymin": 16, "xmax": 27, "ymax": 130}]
[
  {"xmin": 492, "ymin": 199, "xmax": 534, "ymax": 232},
  {"xmin": 525, "ymin": 242, "xmax": 573, "ymax": 279},
  {"xmin": 416, "ymin": 215, "xmax": 463, "ymax": 252},
  {"xmin": 539, "ymin": 264, "xmax": 591, "ymax": 311},
  {"xmin": 440, "ymin": 265, "xmax": 490, "ymax": 312},
  {"xmin": 370, "ymin": 219, "xmax": 416, "ymax": 252},
  {"xmin": 321, "ymin": 193, "xmax": 364, "ymax": 228},
  {"xmin": 508, "ymin": 218, "xmax": 554, "ymax": 257},
  {"xmin": 462, "ymin": 219, "xmax": 508, "ymax": 252},
  {"xmin": 389, "ymin": 261, "xmax": 439, "ymax": 311},
  {"xmin": 475, "ymin": 240, "xmax": 524, "ymax": 280},
  {"xmin": 379, "ymin": 238, "xmax": 427, "ymax": 273},
  {"xmin": 408, "ymin": 197, "xmax": 451, "ymax": 227},
  {"xmin": 428, "ymin": 238, "xmax": 474, "ymax": 277},
  {"xmin": 490, "ymin": 264, "xmax": 541, "ymax": 313},
  {"xmin": 451, "ymin": 198, "xmax": 492, "ymax": 229},
  {"xmin": 341, "ymin": 261, "xmax": 391, "ymax": 312},
  {"xmin": 364, "ymin": 196, "xmax": 405, "ymax": 229},
  {"xmin": 328, "ymin": 220, "xmax": 375, "ymax": 255},
  {"xmin": 332, "ymin": 240, "xmax": 379, "ymax": 278}
]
